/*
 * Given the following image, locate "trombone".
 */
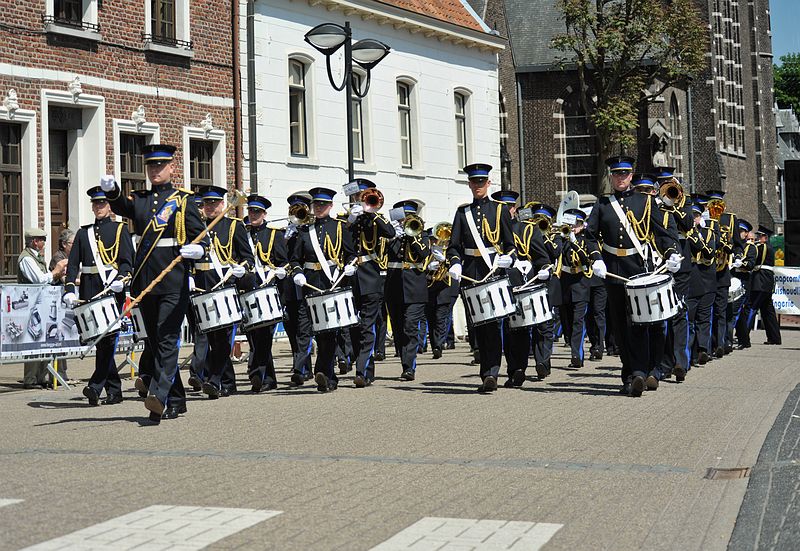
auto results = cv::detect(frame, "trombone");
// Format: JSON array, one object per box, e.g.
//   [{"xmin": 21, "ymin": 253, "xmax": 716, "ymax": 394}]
[
  {"xmin": 343, "ymin": 188, "xmax": 385, "ymax": 213},
  {"xmin": 267, "ymin": 202, "xmax": 314, "ymax": 225},
  {"xmin": 403, "ymin": 214, "xmax": 424, "ymax": 238}
]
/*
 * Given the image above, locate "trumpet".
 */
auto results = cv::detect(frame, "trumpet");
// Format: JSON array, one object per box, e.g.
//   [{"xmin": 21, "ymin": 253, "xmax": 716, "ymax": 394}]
[
  {"xmin": 289, "ymin": 202, "xmax": 314, "ymax": 225},
  {"xmin": 432, "ymin": 222, "xmax": 452, "ymax": 246},
  {"xmin": 361, "ymin": 188, "xmax": 384, "ymax": 212},
  {"xmin": 551, "ymin": 224, "xmax": 571, "ymax": 237},
  {"xmin": 531, "ymin": 214, "xmax": 551, "ymax": 234},
  {"xmin": 659, "ymin": 178, "xmax": 685, "ymax": 208},
  {"xmin": 708, "ymin": 198, "xmax": 726, "ymax": 221},
  {"xmin": 403, "ymin": 214, "xmax": 424, "ymax": 238}
]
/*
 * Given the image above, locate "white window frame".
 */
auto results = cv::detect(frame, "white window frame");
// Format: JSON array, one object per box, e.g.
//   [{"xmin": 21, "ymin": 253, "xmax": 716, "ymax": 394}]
[
  {"xmin": 43, "ymin": 0, "xmax": 101, "ymax": 41},
  {"xmin": 351, "ymin": 71, "xmax": 366, "ymax": 164},
  {"xmin": 397, "ymin": 78, "xmax": 420, "ymax": 171},
  {"xmin": 0, "ymin": 100, "xmax": 37, "ymax": 258},
  {"xmin": 288, "ymin": 57, "xmax": 309, "ymax": 158},
  {"xmin": 454, "ymin": 88, "xmax": 472, "ymax": 170},
  {"xmin": 182, "ymin": 126, "xmax": 226, "ymax": 189},
  {"xmin": 143, "ymin": 0, "xmax": 193, "ymax": 58},
  {"xmin": 112, "ymin": 118, "xmax": 161, "ymax": 187},
  {"xmin": 286, "ymin": 53, "xmax": 318, "ymax": 166}
]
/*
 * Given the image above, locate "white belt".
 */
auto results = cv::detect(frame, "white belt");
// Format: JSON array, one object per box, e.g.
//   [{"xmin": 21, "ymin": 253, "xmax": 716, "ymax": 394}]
[
  {"xmin": 561, "ymin": 266, "xmax": 585, "ymax": 275},
  {"xmin": 754, "ymin": 265, "xmax": 774, "ymax": 272},
  {"xmin": 464, "ymin": 248, "xmax": 494, "ymax": 257},
  {"xmin": 80, "ymin": 266, "xmax": 99, "ymax": 274},
  {"xmin": 195, "ymin": 262, "xmax": 230, "ymax": 271},
  {"xmin": 358, "ymin": 253, "xmax": 379, "ymax": 264},
  {"xmin": 387, "ymin": 261, "xmax": 425, "ymax": 270},
  {"xmin": 602, "ymin": 243, "xmax": 638, "ymax": 257},
  {"xmin": 304, "ymin": 260, "xmax": 337, "ymax": 270},
  {"xmin": 155, "ymin": 238, "xmax": 178, "ymax": 248}
]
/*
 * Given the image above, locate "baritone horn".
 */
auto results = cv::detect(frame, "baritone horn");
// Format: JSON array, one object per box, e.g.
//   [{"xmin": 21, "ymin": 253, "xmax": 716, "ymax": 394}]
[
  {"xmin": 433, "ymin": 222, "xmax": 452, "ymax": 246},
  {"xmin": 708, "ymin": 198, "xmax": 726, "ymax": 221},
  {"xmin": 659, "ymin": 178, "xmax": 685, "ymax": 208},
  {"xmin": 403, "ymin": 214, "xmax": 424, "ymax": 238},
  {"xmin": 361, "ymin": 188, "xmax": 384, "ymax": 212},
  {"xmin": 288, "ymin": 202, "xmax": 313, "ymax": 225}
]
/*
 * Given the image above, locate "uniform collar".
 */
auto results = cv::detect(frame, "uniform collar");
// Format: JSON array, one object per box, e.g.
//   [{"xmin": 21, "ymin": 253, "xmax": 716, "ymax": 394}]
[
  {"xmin": 613, "ymin": 188, "xmax": 634, "ymax": 199},
  {"xmin": 471, "ymin": 195, "xmax": 490, "ymax": 206},
  {"xmin": 315, "ymin": 216, "xmax": 330, "ymax": 225},
  {"xmin": 94, "ymin": 216, "xmax": 112, "ymax": 226},
  {"xmin": 153, "ymin": 182, "xmax": 173, "ymax": 193}
]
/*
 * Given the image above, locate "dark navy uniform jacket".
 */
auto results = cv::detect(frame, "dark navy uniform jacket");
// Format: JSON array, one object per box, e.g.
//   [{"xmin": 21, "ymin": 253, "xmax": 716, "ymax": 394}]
[
  {"xmin": 425, "ymin": 228, "xmax": 460, "ymax": 306},
  {"xmin": 687, "ymin": 224, "xmax": 717, "ymax": 298},
  {"xmin": 349, "ymin": 212, "xmax": 394, "ymax": 296},
  {"xmin": 446, "ymin": 196, "xmax": 515, "ymax": 281},
  {"xmin": 506, "ymin": 220, "xmax": 549, "ymax": 288},
  {"xmin": 290, "ymin": 216, "xmax": 356, "ymax": 293},
  {"xmin": 280, "ymin": 225, "xmax": 304, "ymax": 304},
  {"xmin": 107, "ymin": 182, "xmax": 206, "ymax": 295},
  {"xmin": 248, "ymin": 222, "xmax": 288, "ymax": 291},
  {"xmin": 712, "ymin": 212, "xmax": 745, "ymax": 288},
  {"xmin": 751, "ymin": 242, "xmax": 776, "ymax": 293},
  {"xmin": 560, "ymin": 233, "xmax": 599, "ymax": 304},
  {"xmin": 543, "ymin": 233, "xmax": 563, "ymax": 306},
  {"xmin": 585, "ymin": 189, "xmax": 678, "ymax": 284},
  {"xmin": 732, "ymin": 240, "xmax": 758, "ymax": 291},
  {"xmin": 386, "ymin": 234, "xmax": 431, "ymax": 304},
  {"xmin": 64, "ymin": 216, "xmax": 134, "ymax": 302},
  {"xmin": 193, "ymin": 217, "xmax": 254, "ymax": 292}
]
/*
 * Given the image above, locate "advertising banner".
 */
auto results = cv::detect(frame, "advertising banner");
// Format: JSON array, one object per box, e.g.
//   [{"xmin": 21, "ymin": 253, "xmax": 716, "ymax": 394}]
[{"xmin": 773, "ymin": 267, "xmax": 800, "ymax": 315}]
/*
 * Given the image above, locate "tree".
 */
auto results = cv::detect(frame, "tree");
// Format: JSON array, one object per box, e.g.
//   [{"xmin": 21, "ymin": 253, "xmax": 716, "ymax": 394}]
[
  {"xmin": 775, "ymin": 53, "xmax": 800, "ymax": 115},
  {"xmin": 552, "ymin": 0, "xmax": 707, "ymax": 194}
]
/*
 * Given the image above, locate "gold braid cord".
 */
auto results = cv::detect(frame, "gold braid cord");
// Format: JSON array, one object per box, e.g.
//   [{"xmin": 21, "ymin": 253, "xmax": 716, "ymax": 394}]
[
  {"xmin": 255, "ymin": 230, "xmax": 277, "ymax": 268},
  {"xmin": 376, "ymin": 238, "xmax": 389, "ymax": 270},
  {"xmin": 97, "ymin": 223, "xmax": 123, "ymax": 268},
  {"xmin": 514, "ymin": 223, "xmax": 535, "ymax": 259},
  {"xmin": 324, "ymin": 221, "xmax": 343, "ymax": 268},
  {"xmin": 482, "ymin": 203, "xmax": 502, "ymax": 253},
  {"xmin": 175, "ymin": 194, "xmax": 187, "ymax": 246},
  {"xmin": 213, "ymin": 219, "xmax": 237, "ymax": 264},
  {"xmin": 407, "ymin": 237, "xmax": 430, "ymax": 269}
]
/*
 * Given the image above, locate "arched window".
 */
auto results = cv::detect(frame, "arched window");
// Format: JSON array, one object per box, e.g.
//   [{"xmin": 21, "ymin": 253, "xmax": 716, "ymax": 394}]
[
  {"xmin": 668, "ymin": 95, "xmax": 682, "ymax": 175},
  {"xmin": 562, "ymin": 92, "xmax": 597, "ymax": 195}
]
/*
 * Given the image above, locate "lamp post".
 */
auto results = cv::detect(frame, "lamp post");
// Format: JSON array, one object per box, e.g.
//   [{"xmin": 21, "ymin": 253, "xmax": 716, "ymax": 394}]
[{"xmin": 304, "ymin": 22, "xmax": 390, "ymax": 182}]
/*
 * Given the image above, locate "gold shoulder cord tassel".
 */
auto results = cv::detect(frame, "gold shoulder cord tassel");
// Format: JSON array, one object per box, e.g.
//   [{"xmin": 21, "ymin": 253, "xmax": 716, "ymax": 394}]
[
  {"xmin": 324, "ymin": 223, "xmax": 343, "ymax": 268},
  {"xmin": 98, "ymin": 223, "xmax": 124, "ymax": 267},
  {"xmin": 175, "ymin": 195, "xmax": 187, "ymax": 246},
  {"xmin": 482, "ymin": 203, "xmax": 502, "ymax": 253}
]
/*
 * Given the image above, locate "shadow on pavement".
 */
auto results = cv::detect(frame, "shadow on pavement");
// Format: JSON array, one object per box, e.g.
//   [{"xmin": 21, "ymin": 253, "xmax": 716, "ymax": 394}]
[
  {"xmin": 32, "ymin": 414, "xmax": 164, "ymax": 427},
  {"xmin": 388, "ymin": 382, "xmax": 479, "ymax": 395}
]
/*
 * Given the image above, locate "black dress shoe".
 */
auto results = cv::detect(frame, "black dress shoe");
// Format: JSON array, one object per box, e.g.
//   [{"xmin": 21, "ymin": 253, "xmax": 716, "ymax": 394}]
[
  {"xmin": 290, "ymin": 373, "xmax": 305, "ymax": 386},
  {"xmin": 134, "ymin": 377, "xmax": 148, "ymax": 399},
  {"xmin": 535, "ymin": 363, "xmax": 548, "ymax": 380},
  {"xmin": 620, "ymin": 383, "xmax": 631, "ymax": 395},
  {"xmin": 162, "ymin": 405, "xmax": 184, "ymax": 419},
  {"xmin": 82, "ymin": 386, "xmax": 100, "ymax": 406},
  {"xmin": 144, "ymin": 395, "xmax": 165, "ymax": 416},
  {"xmin": 102, "ymin": 394, "xmax": 123, "ymax": 405},
  {"xmin": 714, "ymin": 347, "xmax": 724, "ymax": 359},
  {"xmin": 569, "ymin": 357, "xmax": 583, "ymax": 368},
  {"xmin": 589, "ymin": 350, "xmax": 603, "ymax": 361},
  {"xmin": 374, "ymin": 352, "xmax": 385, "ymax": 362},
  {"xmin": 737, "ymin": 343, "xmax": 751, "ymax": 350},
  {"xmin": 354, "ymin": 375, "xmax": 366, "ymax": 388},
  {"xmin": 511, "ymin": 368, "xmax": 525, "ymax": 387},
  {"xmin": 315, "ymin": 372, "xmax": 329, "ymax": 393},
  {"xmin": 673, "ymin": 366, "xmax": 686, "ymax": 382},
  {"xmin": 303, "ymin": 372, "xmax": 314, "ymax": 381},
  {"xmin": 763, "ymin": 341, "xmax": 781, "ymax": 345},
  {"xmin": 432, "ymin": 348, "xmax": 442, "ymax": 359},
  {"xmin": 645, "ymin": 375, "xmax": 659, "ymax": 391},
  {"xmin": 337, "ymin": 360, "xmax": 350, "ymax": 374},
  {"xmin": 187, "ymin": 376, "xmax": 203, "ymax": 392},
  {"xmin": 698, "ymin": 351, "xmax": 710, "ymax": 365},
  {"xmin": 724, "ymin": 344, "xmax": 734, "ymax": 355},
  {"xmin": 479, "ymin": 375, "xmax": 497, "ymax": 393},
  {"xmin": 220, "ymin": 387, "xmax": 234, "ymax": 397},
  {"xmin": 445, "ymin": 343, "xmax": 456, "ymax": 350},
  {"xmin": 629, "ymin": 376, "xmax": 645, "ymax": 397},
  {"xmin": 250, "ymin": 374, "xmax": 263, "ymax": 394},
  {"xmin": 147, "ymin": 412, "xmax": 162, "ymax": 424},
  {"xmin": 503, "ymin": 378, "xmax": 515, "ymax": 388},
  {"xmin": 400, "ymin": 370, "xmax": 415, "ymax": 381},
  {"xmin": 202, "ymin": 382, "xmax": 220, "ymax": 399}
]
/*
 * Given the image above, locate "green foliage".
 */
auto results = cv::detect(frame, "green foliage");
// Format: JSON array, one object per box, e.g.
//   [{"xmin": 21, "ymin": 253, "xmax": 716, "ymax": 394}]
[
  {"xmin": 775, "ymin": 53, "xmax": 800, "ymax": 115},
  {"xmin": 553, "ymin": 0, "xmax": 708, "ymax": 181}
]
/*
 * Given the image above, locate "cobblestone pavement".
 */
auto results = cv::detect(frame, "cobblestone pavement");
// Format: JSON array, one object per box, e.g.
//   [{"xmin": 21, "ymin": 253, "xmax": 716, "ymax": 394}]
[{"xmin": 0, "ymin": 326, "xmax": 798, "ymax": 551}]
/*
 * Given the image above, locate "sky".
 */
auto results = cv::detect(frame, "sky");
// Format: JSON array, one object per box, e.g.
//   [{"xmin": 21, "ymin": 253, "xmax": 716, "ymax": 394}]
[{"xmin": 770, "ymin": 0, "xmax": 800, "ymax": 64}]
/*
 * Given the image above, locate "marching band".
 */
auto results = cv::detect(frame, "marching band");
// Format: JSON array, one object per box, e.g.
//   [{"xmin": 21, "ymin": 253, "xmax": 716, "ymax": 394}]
[{"xmin": 62, "ymin": 143, "xmax": 782, "ymax": 421}]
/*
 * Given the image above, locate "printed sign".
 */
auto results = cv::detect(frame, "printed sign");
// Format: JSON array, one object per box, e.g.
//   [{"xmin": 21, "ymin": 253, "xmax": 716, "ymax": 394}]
[{"xmin": 773, "ymin": 267, "xmax": 800, "ymax": 315}]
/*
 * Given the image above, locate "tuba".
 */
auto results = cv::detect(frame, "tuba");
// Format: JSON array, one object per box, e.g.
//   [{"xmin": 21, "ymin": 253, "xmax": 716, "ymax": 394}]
[
  {"xmin": 659, "ymin": 178, "xmax": 685, "ymax": 208},
  {"xmin": 361, "ymin": 188, "xmax": 384, "ymax": 213},
  {"xmin": 403, "ymin": 214, "xmax": 424, "ymax": 238}
]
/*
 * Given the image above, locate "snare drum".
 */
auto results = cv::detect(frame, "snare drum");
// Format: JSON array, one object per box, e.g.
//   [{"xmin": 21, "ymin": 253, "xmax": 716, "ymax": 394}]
[
  {"xmin": 190, "ymin": 286, "xmax": 243, "ymax": 333},
  {"xmin": 129, "ymin": 306, "xmax": 147, "ymax": 341},
  {"xmin": 728, "ymin": 278, "xmax": 745, "ymax": 303},
  {"xmin": 624, "ymin": 273, "xmax": 679, "ymax": 325},
  {"xmin": 73, "ymin": 295, "xmax": 121, "ymax": 344},
  {"xmin": 461, "ymin": 276, "xmax": 516, "ymax": 326},
  {"xmin": 240, "ymin": 285, "xmax": 283, "ymax": 330},
  {"xmin": 508, "ymin": 283, "xmax": 552, "ymax": 329},
  {"xmin": 306, "ymin": 287, "xmax": 359, "ymax": 334}
]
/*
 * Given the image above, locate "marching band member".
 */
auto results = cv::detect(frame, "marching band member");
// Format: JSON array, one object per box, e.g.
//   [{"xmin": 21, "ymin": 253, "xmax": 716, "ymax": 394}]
[
  {"xmin": 290, "ymin": 187, "xmax": 356, "ymax": 393},
  {"xmin": 742, "ymin": 226, "xmax": 781, "ymax": 346},
  {"xmin": 686, "ymin": 199, "xmax": 717, "ymax": 367},
  {"xmin": 385, "ymin": 200, "xmax": 430, "ymax": 381},
  {"xmin": 346, "ymin": 179, "xmax": 394, "ymax": 388},
  {"xmin": 583, "ymin": 200, "xmax": 607, "ymax": 363},
  {"xmin": 731, "ymin": 220, "xmax": 757, "ymax": 348},
  {"xmin": 194, "ymin": 186, "xmax": 254, "ymax": 399},
  {"xmin": 447, "ymin": 163, "xmax": 515, "ymax": 392},
  {"xmin": 558, "ymin": 209, "xmax": 599, "ymax": 368},
  {"xmin": 585, "ymin": 156, "xmax": 680, "ymax": 397},
  {"xmin": 63, "ymin": 187, "xmax": 134, "ymax": 406},
  {"xmin": 425, "ymin": 222, "xmax": 459, "ymax": 360},
  {"xmin": 537, "ymin": 203, "xmax": 562, "ymax": 378},
  {"xmin": 496, "ymin": 191, "xmax": 549, "ymax": 387},
  {"xmin": 282, "ymin": 193, "xmax": 315, "ymax": 386},
  {"xmin": 101, "ymin": 144, "xmax": 207, "ymax": 422},
  {"xmin": 245, "ymin": 194, "xmax": 288, "ymax": 392}
]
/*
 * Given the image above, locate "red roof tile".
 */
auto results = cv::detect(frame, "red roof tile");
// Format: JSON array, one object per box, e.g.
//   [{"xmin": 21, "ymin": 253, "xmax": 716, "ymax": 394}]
[{"xmin": 376, "ymin": 0, "xmax": 485, "ymax": 32}]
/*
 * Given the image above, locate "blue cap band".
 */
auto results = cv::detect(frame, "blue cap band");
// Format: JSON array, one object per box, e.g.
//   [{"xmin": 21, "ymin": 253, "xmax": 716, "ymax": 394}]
[
  {"xmin": 202, "ymin": 190, "xmax": 225, "ymax": 200},
  {"xmin": 248, "ymin": 200, "xmax": 267, "ymax": 210}
]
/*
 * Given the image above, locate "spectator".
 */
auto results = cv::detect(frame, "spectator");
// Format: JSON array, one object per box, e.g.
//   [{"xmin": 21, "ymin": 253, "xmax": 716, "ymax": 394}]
[
  {"xmin": 48, "ymin": 228, "xmax": 75, "ymax": 382},
  {"xmin": 18, "ymin": 228, "xmax": 67, "ymax": 389}
]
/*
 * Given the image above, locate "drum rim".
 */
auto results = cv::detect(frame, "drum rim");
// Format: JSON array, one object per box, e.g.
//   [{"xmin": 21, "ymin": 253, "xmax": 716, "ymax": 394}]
[
  {"xmin": 511, "ymin": 283, "xmax": 547, "ymax": 294},
  {"xmin": 73, "ymin": 294, "xmax": 118, "ymax": 310},
  {"xmin": 190, "ymin": 286, "xmax": 240, "ymax": 299},
  {"xmin": 306, "ymin": 285, "xmax": 353, "ymax": 298},
  {"xmin": 625, "ymin": 272, "xmax": 673, "ymax": 288},
  {"xmin": 460, "ymin": 275, "xmax": 511, "ymax": 291}
]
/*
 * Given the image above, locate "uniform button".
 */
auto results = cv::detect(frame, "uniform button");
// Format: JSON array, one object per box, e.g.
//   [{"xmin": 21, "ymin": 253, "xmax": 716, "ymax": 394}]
[{"xmin": 152, "ymin": 209, "xmax": 156, "ymax": 213}]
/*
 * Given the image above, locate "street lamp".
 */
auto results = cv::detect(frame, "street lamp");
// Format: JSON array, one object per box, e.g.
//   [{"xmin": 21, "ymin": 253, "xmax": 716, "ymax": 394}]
[{"xmin": 304, "ymin": 22, "xmax": 390, "ymax": 182}]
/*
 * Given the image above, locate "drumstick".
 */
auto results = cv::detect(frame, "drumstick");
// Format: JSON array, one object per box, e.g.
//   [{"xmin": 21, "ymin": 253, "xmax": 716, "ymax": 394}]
[
  {"xmin": 79, "ymin": 189, "xmax": 247, "ymax": 359},
  {"xmin": 330, "ymin": 258, "xmax": 358, "ymax": 291},
  {"xmin": 262, "ymin": 263, "xmax": 291, "ymax": 287},
  {"xmin": 303, "ymin": 282, "xmax": 324, "ymax": 293},
  {"xmin": 89, "ymin": 274, "xmax": 133, "ymax": 301},
  {"xmin": 210, "ymin": 270, "xmax": 235, "ymax": 291},
  {"xmin": 604, "ymin": 272, "xmax": 631, "ymax": 283},
  {"xmin": 459, "ymin": 274, "xmax": 481, "ymax": 284}
]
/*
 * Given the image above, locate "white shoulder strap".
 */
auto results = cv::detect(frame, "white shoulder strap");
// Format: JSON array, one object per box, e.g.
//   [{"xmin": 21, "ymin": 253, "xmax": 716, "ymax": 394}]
[
  {"xmin": 464, "ymin": 206, "xmax": 494, "ymax": 270},
  {"xmin": 309, "ymin": 224, "xmax": 336, "ymax": 283},
  {"xmin": 608, "ymin": 195, "xmax": 648, "ymax": 261},
  {"xmin": 248, "ymin": 233, "xmax": 267, "ymax": 284},
  {"xmin": 86, "ymin": 227, "xmax": 111, "ymax": 285}
]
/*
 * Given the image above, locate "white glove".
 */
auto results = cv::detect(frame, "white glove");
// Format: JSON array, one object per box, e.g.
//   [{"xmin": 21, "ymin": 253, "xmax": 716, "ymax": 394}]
[
  {"xmin": 569, "ymin": 232, "xmax": 578, "ymax": 244},
  {"xmin": 496, "ymin": 254, "xmax": 513, "ymax": 269},
  {"xmin": 274, "ymin": 266, "xmax": 287, "ymax": 279},
  {"xmin": 285, "ymin": 224, "xmax": 298, "ymax": 239},
  {"xmin": 109, "ymin": 279, "xmax": 124, "ymax": 293},
  {"xmin": 448, "ymin": 263, "xmax": 462, "ymax": 281},
  {"xmin": 431, "ymin": 247, "xmax": 446, "ymax": 262},
  {"xmin": 347, "ymin": 204, "xmax": 364, "ymax": 224},
  {"xmin": 188, "ymin": 276, "xmax": 197, "ymax": 291},
  {"xmin": 293, "ymin": 273, "xmax": 307, "ymax": 287},
  {"xmin": 515, "ymin": 259, "xmax": 532, "ymax": 274},
  {"xmin": 731, "ymin": 258, "xmax": 743, "ymax": 269},
  {"xmin": 536, "ymin": 268, "xmax": 551, "ymax": 281},
  {"xmin": 230, "ymin": 263, "xmax": 246, "ymax": 278},
  {"xmin": 697, "ymin": 217, "xmax": 706, "ymax": 228},
  {"xmin": 592, "ymin": 259, "xmax": 607, "ymax": 279},
  {"xmin": 343, "ymin": 264, "xmax": 356, "ymax": 277},
  {"xmin": 179, "ymin": 244, "xmax": 204, "ymax": 260},
  {"xmin": 392, "ymin": 220, "xmax": 404, "ymax": 238},
  {"xmin": 701, "ymin": 210, "xmax": 710, "ymax": 221},
  {"xmin": 62, "ymin": 292, "xmax": 78, "ymax": 308},
  {"xmin": 665, "ymin": 253, "xmax": 682, "ymax": 273},
  {"xmin": 100, "ymin": 174, "xmax": 116, "ymax": 192},
  {"xmin": 428, "ymin": 260, "xmax": 441, "ymax": 271}
]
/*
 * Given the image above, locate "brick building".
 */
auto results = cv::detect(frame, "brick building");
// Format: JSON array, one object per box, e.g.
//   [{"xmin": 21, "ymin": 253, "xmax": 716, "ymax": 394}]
[
  {"xmin": 0, "ymin": 0, "xmax": 237, "ymax": 278},
  {"xmin": 470, "ymin": 0, "xmax": 778, "ymax": 229}
]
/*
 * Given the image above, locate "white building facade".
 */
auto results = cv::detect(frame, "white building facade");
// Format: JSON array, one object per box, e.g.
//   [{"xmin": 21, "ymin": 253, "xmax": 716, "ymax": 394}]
[{"xmin": 240, "ymin": 0, "xmax": 505, "ymax": 226}]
